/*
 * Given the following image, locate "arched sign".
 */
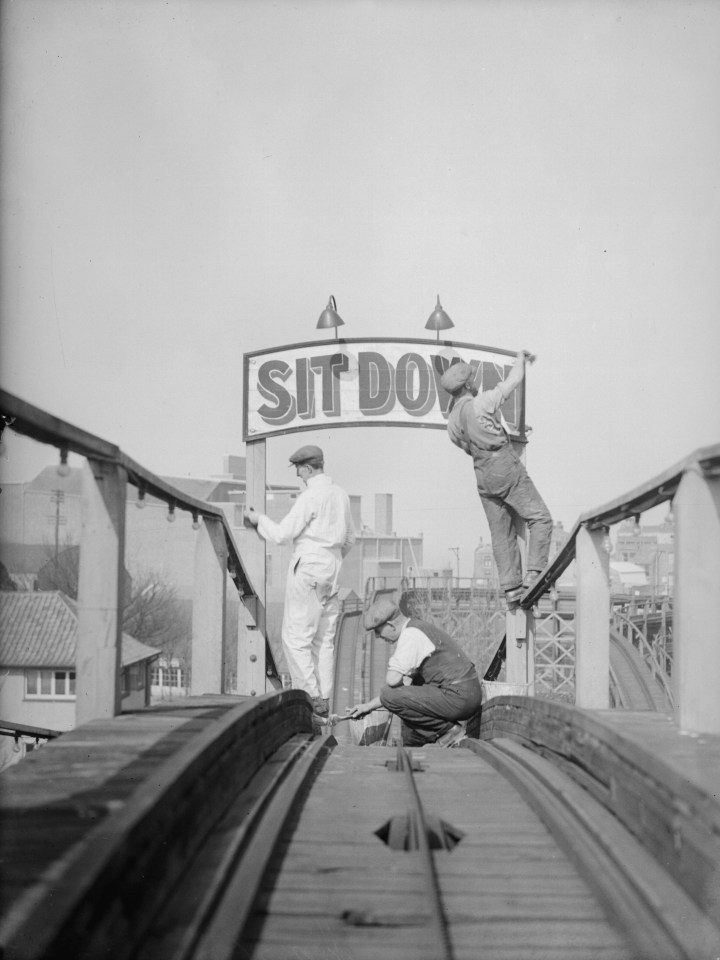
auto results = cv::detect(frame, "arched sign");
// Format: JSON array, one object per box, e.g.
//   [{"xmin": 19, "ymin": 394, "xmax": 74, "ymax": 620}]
[{"xmin": 243, "ymin": 337, "xmax": 524, "ymax": 441}]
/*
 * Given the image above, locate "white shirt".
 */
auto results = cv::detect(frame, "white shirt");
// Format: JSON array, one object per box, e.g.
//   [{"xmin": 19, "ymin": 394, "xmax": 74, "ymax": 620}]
[
  {"xmin": 387, "ymin": 622, "xmax": 435, "ymax": 678},
  {"xmin": 256, "ymin": 474, "xmax": 356, "ymax": 560}
]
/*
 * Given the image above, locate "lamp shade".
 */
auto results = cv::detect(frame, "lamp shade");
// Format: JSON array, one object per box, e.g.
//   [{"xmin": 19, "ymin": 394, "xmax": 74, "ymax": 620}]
[
  {"xmin": 425, "ymin": 295, "xmax": 454, "ymax": 333},
  {"xmin": 317, "ymin": 295, "xmax": 345, "ymax": 333}
]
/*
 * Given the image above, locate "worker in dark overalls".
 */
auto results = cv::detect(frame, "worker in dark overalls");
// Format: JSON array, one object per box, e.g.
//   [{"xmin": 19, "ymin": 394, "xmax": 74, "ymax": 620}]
[
  {"xmin": 347, "ymin": 597, "xmax": 482, "ymax": 747},
  {"xmin": 440, "ymin": 350, "xmax": 552, "ymax": 605}
]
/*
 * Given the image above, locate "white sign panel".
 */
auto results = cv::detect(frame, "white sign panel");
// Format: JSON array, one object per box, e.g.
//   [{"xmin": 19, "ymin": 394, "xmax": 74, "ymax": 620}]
[{"xmin": 243, "ymin": 338, "xmax": 522, "ymax": 441}]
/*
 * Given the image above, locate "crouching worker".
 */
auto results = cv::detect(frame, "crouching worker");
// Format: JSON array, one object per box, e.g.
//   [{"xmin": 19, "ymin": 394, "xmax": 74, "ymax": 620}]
[{"xmin": 347, "ymin": 597, "xmax": 482, "ymax": 748}]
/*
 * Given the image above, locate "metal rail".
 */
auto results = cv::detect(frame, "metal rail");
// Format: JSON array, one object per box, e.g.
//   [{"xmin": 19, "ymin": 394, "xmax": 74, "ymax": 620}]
[
  {"xmin": 395, "ymin": 745, "xmax": 454, "ymax": 960},
  {"xmin": 524, "ymin": 441, "xmax": 720, "ymax": 606},
  {"xmin": 0, "ymin": 388, "xmax": 257, "ymax": 599},
  {"xmin": 159, "ymin": 741, "xmax": 455, "ymax": 960}
]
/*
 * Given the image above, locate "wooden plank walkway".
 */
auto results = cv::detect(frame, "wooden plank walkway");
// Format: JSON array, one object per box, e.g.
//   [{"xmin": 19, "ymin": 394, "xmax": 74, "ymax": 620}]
[
  {"xmin": 243, "ymin": 743, "xmax": 631, "ymax": 960},
  {"xmin": 2, "ymin": 695, "xmax": 720, "ymax": 959}
]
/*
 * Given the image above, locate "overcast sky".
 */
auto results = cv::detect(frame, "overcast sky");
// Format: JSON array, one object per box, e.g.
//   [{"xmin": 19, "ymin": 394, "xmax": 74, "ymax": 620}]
[{"xmin": 1, "ymin": 0, "xmax": 719, "ymax": 575}]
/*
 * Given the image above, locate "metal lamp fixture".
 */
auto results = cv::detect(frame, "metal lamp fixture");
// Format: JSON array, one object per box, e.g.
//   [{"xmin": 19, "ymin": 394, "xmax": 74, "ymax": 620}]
[
  {"xmin": 425, "ymin": 295, "xmax": 454, "ymax": 340},
  {"xmin": 316, "ymin": 295, "xmax": 345, "ymax": 339}
]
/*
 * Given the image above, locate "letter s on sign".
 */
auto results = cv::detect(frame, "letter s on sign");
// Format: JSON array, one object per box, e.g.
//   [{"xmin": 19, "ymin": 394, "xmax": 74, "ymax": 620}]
[{"xmin": 256, "ymin": 360, "xmax": 297, "ymax": 425}]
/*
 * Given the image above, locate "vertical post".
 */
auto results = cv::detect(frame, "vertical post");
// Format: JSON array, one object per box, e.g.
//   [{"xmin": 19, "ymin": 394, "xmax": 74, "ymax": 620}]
[
  {"xmin": 575, "ymin": 524, "xmax": 610, "ymax": 708},
  {"xmin": 504, "ymin": 437, "xmax": 532, "ymax": 691},
  {"xmin": 673, "ymin": 467, "xmax": 720, "ymax": 734},
  {"xmin": 505, "ymin": 607, "xmax": 531, "ymax": 686},
  {"xmin": 76, "ymin": 458, "xmax": 126, "ymax": 725},
  {"xmin": 191, "ymin": 516, "xmax": 227, "ymax": 695},
  {"xmin": 236, "ymin": 438, "xmax": 268, "ymax": 696},
  {"xmin": 509, "ymin": 437, "xmax": 529, "ymax": 579}
]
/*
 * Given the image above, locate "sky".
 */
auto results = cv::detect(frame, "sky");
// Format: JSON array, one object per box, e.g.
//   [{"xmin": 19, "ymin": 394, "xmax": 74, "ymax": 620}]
[{"xmin": 1, "ymin": 0, "xmax": 719, "ymax": 576}]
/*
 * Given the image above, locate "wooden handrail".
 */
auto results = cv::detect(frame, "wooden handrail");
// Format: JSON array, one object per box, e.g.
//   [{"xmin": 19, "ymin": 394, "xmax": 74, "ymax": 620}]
[
  {"xmin": 1, "ymin": 388, "xmax": 257, "ymax": 600},
  {"xmin": 524, "ymin": 442, "xmax": 720, "ymax": 606}
]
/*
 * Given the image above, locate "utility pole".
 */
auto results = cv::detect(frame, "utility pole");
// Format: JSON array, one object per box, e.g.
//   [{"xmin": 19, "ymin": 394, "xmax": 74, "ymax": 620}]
[
  {"xmin": 450, "ymin": 547, "xmax": 460, "ymax": 584},
  {"xmin": 48, "ymin": 490, "xmax": 66, "ymax": 574}
]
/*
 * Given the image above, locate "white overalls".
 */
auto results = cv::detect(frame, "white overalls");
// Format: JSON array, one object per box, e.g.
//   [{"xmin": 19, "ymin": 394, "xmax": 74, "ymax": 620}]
[{"xmin": 256, "ymin": 474, "xmax": 356, "ymax": 700}]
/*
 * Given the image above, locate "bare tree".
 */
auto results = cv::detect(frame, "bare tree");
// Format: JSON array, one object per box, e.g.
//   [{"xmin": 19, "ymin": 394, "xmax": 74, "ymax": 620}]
[
  {"xmin": 37, "ymin": 540, "xmax": 81, "ymax": 597},
  {"xmin": 122, "ymin": 571, "xmax": 191, "ymax": 671},
  {"xmin": 36, "ymin": 547, "xmax": 191, "ymax": 676}
]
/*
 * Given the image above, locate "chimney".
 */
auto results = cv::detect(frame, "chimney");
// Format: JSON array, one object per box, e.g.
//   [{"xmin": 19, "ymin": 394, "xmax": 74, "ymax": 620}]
[
  {"xmin": 349, "ymin": 495, "xmax": 362, "ymax": 532},
  {"xmin": 375, "ymin": 494, "xmax": 393, "ymax": 535},
  {"xmin": 223, "ymin": 455, "xmax": 246, "ymax": 479}
]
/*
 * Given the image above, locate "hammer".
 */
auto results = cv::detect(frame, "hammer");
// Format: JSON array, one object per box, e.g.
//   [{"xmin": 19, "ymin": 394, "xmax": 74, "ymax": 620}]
[{"xmin": 315, "ymin": 713, "xmax": 354, "ymax": 727}]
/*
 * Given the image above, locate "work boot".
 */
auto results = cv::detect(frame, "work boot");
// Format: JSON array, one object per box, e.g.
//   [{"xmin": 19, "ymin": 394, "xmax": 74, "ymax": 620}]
[
  {"xmin": 523, "ymin": 570, "xmax": 540, "ymax": 589},
  {"xmin": 435, "ymin": 724, "xmax": 467, "ymax": 749},
  {"xmin": 504, "ymin": 585, "xmax": 524, "ymax": 606}
]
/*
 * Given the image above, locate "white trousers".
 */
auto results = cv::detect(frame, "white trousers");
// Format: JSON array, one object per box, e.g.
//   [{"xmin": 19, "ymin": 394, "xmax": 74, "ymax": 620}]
[{"xmin": 281, "ymin": 553, "xmax": 341, "ymax": 700}]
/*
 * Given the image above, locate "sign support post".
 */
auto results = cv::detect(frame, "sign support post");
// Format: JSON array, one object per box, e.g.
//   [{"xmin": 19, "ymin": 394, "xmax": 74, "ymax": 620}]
[{"xmin": 236, "ymin": 438, "xmax": 268, "ymax": 696}]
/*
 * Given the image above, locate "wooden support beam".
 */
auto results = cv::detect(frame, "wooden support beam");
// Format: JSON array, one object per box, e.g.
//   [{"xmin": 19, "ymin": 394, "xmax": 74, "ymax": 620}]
[
  {"xmin": 76, "ymin": 459, "xmax": 126, "ymax": 724},
  {"xmin": 673, "ymin": 467, "xmax": 720, "ymax": 734},
  {"xmin": 236, "ymin": 439, "xmax": 268, "ymax": 696},
  {"xmin": 505, "ymin": 607, "xmax": 532, "ymax": 687},
  {"xmin": 191, "ymin": 517, "xmax": 228, "ymax": 695},
  {"xmin": 575, "ymin": 525, "xmax": 610, "ymax": 708}
]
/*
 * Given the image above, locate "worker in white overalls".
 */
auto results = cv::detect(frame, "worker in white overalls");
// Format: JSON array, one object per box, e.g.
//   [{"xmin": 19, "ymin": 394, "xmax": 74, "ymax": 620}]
[{"xmin": 246, "ymin": 445, "xmax": 356, "ymax": 718}]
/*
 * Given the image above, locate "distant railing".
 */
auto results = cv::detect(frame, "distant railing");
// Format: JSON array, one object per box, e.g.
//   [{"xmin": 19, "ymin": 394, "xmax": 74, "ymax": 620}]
[
  {"xmin": 520, "ymin": 442, "xmax": 720, "ymax": 735},
  {"xmin": 365, "ymin": 576, "xmax": 505, "ymax": 675},
  {"xmin": 610, "ymin": 609, "xmax": 674, "ymax": 705},
  {"xmin": 0, "ymin": 389, "xmax": 276, "ymax": 725}
]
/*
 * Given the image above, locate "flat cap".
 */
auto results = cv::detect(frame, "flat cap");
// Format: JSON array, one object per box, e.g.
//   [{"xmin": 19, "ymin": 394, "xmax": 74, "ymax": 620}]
[
  {"xmin": 289, "ymin": 444, "xmax": 324, "ymax": 465},
  {"xmin": 440, "ymin": 361, "xmax": 473, "ymax": 395},
  {"xmin": 364, "ymin": 596, "xmax": 400, "ymax": 631}
]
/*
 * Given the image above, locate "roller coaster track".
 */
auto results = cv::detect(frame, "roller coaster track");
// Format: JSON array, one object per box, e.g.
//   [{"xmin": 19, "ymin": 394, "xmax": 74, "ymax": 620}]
[
  {"xmin": 136, "ymin": 720, "xmax": 716, "ymax": 960},
  {"xmin": 609, "ymin": 629, "xmax": 668, "ymax": 711},
  {"xmin": 138, "ymin": 735, "xmax": 458, "ymax": 960},
  {"xmin": 3, "ymin": 696, "xmax": 719, "ymax": 960},
  {"xmin": 463, "ymin": 738, "xmax": 719, "ymax": 960}
]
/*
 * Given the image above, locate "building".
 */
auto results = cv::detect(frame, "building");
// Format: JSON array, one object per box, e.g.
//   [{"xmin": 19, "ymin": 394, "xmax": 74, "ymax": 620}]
[
  {"xmin": 340, "ymin": 491, "xmax": 424, "ymax": 595},
  {"xmin": 472, "ymin": 521, "xmax": 569, "ymax": 589},
  {"xmin": 608, "ymin": 561, "xmax": 647, "ymax": 592},
  {"xmin": 0, "ymin": 590, "xmax": 160, "ymax": 769},
  {"xmin": 613, "ymin": 517, "xmax": 674, "ymax": 596},
  {"xmin": 0, "ymin": 457, "xmax": 425, "ymax": 678}
]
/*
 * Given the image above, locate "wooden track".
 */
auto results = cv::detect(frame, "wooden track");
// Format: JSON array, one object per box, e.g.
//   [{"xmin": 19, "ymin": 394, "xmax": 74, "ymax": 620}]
[{"xmin": 2, "ymin": 693, "xmax": 720, "ymax": 960}]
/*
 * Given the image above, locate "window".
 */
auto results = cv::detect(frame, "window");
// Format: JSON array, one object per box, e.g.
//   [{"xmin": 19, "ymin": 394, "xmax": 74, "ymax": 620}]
[{"xmin": 25, "ymin": 669, "xmax": 76, "ymax": 700}]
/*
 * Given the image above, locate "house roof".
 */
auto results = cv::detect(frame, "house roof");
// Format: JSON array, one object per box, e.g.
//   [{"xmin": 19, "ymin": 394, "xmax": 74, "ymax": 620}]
[
  {"xmin": 0, "ymin": 544, "xmax": 56, "ymax": 575},
  {"xmin": 0, "ymin": 591, "xmax": 161, "ymax": 669},
  {"xmin": 157, "ymin": 477, "xmax": 226, "ymax": 502},
  {"xmin": 610, "ymin": 561, "xmax": 646, "ymax": 573},
  {"xmin": 27, "ymin": 466, "xmax": 83, "ymax": 495}
]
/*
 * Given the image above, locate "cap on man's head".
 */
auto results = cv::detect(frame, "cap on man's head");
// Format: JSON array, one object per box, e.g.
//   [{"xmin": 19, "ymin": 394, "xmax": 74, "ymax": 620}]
[
  {"xmin": 289, "ymin": 444, "xmax": 324, "ymax": 466},
  {"xmin": 440, "ymin": 361, "xmax": 473, "ymax": 396},
  {"xmin": 364, "ymin": 596, "xmax": 400, "ymax": 631}
]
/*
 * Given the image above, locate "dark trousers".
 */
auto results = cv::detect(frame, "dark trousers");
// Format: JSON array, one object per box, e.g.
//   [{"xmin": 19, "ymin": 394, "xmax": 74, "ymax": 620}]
[
  {"xmin": 380, "ymin": 678, "xmax": 482, "ymax": 746},
  {"xmin": 473, "ymin": 446, "xmax": 552, "ymax": 590}
]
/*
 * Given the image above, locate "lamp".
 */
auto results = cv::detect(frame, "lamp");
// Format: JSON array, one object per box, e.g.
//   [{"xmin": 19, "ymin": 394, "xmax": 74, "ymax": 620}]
[
  {"xmin": 425, "ymin": 295, "xmax": 454, "ymax": 340},
  {"xmin": 57, "ymin": 447, "xmax": 71, "ymax": 478},
  {"xmin": 316, "ymin": 295, "xmax": 344, "ymax": 339}
]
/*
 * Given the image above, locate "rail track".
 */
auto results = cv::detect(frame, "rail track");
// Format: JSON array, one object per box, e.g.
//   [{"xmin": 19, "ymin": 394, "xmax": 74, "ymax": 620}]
[
  {"xmin": 2, "ymin": 694, "xmax": 719, "ymax": 960},
  {"xmin": 136, "ymin": 725, "xmax": 717, "ymax": 960},
  {"xmin": 609, "ymin": 629, "xmax": 670, "ymax": 711}
]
